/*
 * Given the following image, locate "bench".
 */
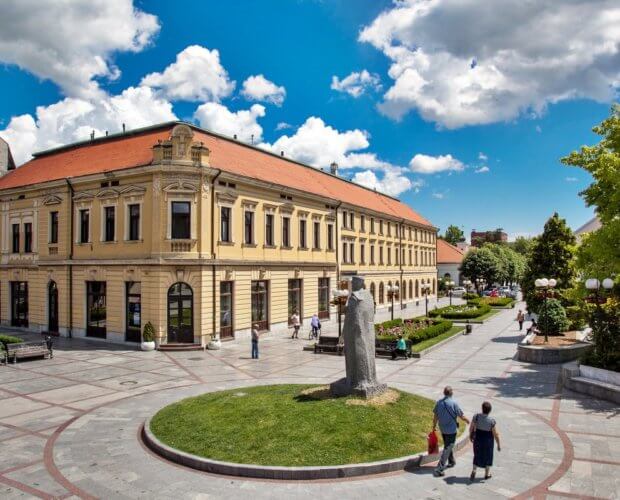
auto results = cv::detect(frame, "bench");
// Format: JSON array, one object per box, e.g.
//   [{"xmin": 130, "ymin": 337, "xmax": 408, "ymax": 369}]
[
  {"xmin": 4, "ymin": 341, "xmax": 53, "ymax": 364},
  {"xmin": 314, "ymin": 336, "xmax": 343, "ymax": 355},
  {"xmin": 375, "ymin": 339, "xmax": 412, "ymax": 359}
]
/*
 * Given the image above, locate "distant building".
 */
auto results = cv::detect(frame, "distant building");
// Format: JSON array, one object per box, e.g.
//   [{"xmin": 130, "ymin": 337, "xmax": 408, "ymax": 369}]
[
  {"xmin": 456, "ymin": 241, "xmax": 471, "ymax": 253},
  {"xmin": 471, "ymin": 229, "xmax": 507, "ymax": 247},
  {"xmin": 574, "ymin": 216, "xmax": 601, "ymax": 242},
  {"xmin": 437, "ymin": 239, "xmax": 465, "ymax": 285}
]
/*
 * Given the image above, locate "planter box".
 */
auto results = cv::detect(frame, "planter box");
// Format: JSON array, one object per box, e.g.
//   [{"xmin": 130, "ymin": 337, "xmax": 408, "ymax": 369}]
[
  {"xmin": 581, "ymin": 365, "xmax": 620, "ymax": 386},
  {"xmin": 517, "ymin": 342, "xmax": 593, "ymax": 364}
]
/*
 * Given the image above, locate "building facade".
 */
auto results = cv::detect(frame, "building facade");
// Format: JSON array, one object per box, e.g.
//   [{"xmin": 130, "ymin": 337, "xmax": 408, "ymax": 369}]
[
  {"xmin": 470, "ymin": 229, "xmax": 508, "ymax": 247},
  {"xmin": 0, "ymin": 123, "xmax": 437, "ymax": 346},
  {"xmin": 437, "ymin": 238, "xmax": 465, "ymax": 285}
]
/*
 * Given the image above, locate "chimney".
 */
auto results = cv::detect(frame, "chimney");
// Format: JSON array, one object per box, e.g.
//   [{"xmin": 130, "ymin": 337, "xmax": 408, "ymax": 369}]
[
  {"xmin": 330, "ymin": 161, "xmax": 339, "ymax": 176},
  {"xmin": 122, "ymin": 123, "xmax": 126, "ymax": 133},
  {"xmin": 0, "ymin": 137, "xmax": 16, "ymax": 175},
  {"xmin": 280, "ymin": 151, "xmax": 284, "ymax": 157},
  {"xmin": 233, "ymin": 134, "xmax": 237, "ymax": 140},
  {"xmin": 90, "ymin": 130, "xmax": 95, "ymax": 140}
]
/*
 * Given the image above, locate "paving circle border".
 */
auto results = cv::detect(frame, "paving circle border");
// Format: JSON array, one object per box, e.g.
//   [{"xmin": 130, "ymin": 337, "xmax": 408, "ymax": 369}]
[{"xmin": 141, "ymin": 389, "xmax": 470, "ymax": 480}]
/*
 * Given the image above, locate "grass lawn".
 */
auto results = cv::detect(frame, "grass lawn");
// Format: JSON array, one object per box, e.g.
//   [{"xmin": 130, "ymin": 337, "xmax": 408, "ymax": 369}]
[
  {"xmin": 150, "ymin": 384, "xmax": 435, "ymax": 466},
  {"xmin": 411, "ymin": 326, "xmax": 464, "ymax": 353},
  {"xmin": 444, "ymin": 309, "xmax": 500, "ymax": 324}
]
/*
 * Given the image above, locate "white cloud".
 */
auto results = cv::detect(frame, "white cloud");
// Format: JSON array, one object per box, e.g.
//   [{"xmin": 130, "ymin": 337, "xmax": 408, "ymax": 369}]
[
  {"xmin": 351, "ymin": 167, "xmax": 415, "ymax": 197},
  {"xmin": 194, "ymin": 103, "xmax": 265, "ymax": 143},
  {"xmin": 360, "ymin": 0, "xmax": 620, "ymax": 128},
  {"xmin": 475, "ymin": 166, "xmax": 490, "ymax": 173},
  {"xmin": 276, "ymin": 122, "xmax": 292, "ymax": 131},
  {"xmin": 331, "ymin": 70, "xmax": 382, "ymax": 98},
  {"xmin": 478, "ymin": 152, "xmax": 488, "ymax": 161},
  {"xmin": 565, "ymin": 176, "xmax": 578, "ymax": 182},
  {"xmin": 260, "ymin": 116, "xmax": 369, "ymax": 167},
  {"xmin": 432, "ymin": 192, "xmax": 446, "ymax": 200},
  {"xmin": 141, "ymin": 45, "xmax": 235, "ymax": 102},
  {"xmin": 536, "ymin": 125, "xmax": 543, "ymax": 133},
  {"xmin": 0, "ymin": 86, "xmax": 176, "ymax": 165},
  {"xmin": 409, "ymin": 153, "xmax": 465, "ymax": 174},
  {"xmin": 0, "ymin": 0, "xmax": 159, "ymax": 98},
  {"xmin": 241, "ymin": 75, "xmax": 286, "ymax": 106}
]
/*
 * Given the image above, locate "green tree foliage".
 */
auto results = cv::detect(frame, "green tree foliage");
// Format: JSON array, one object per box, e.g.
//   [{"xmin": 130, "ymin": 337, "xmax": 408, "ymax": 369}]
[
  {"xmin": 538, "ymin": 298, "xmax": 570, "ymax": 336},
  {"xmin": 509, "ymin": 236, "xmax": 535, "ymax": 257},
  {"xmin": 460, "ymin": 244, "xmax": 525, "ymax": 286},
  {"xmin": 522, "ymin": 213, "xmax": 575, "ymax": 314},
  {"xmin": 442, "ymin": 225, "xmax": 465, "ymax": 246}
]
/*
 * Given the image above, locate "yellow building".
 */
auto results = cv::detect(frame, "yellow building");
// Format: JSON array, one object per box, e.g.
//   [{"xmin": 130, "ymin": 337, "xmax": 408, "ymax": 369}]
[{"xmin": 0, "ymin": 123, "xmax": 437, "ymax": 346}]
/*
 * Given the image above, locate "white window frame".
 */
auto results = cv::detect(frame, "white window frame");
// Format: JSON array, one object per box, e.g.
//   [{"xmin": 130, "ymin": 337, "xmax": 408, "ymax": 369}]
[
  {"xmin": 167, "ymin": 196, "xmax": 195, "ymax": 240},
  {"xmin": 124, "ymin": 200, "xmax": 143, "ymax": 242},
  {"xmin": 100, "ymin": 204, "xmax": 117, "ymax": 243}
]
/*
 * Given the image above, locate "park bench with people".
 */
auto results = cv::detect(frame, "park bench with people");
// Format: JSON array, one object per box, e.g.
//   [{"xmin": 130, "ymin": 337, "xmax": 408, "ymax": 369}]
[
  {"xmin": 314, "ymin": 335, "xmax": 343, "ymax": 355},
  {"xmin": 375, "ymin": 338, "xmax": 412, "ymax": 359},
  {"xmin": 3, "ymin": 341, "xmax": 53, "ymax": 364}
]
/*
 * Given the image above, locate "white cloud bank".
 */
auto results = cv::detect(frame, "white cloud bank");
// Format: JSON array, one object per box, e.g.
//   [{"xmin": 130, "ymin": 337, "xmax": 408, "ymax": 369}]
[
  {"xmin": 409, "ymin": 153, "xmax": 464, "ymax": 174},
  {"xmin": 359, "ymin": 0, "xmax": 620, "ymax": 128},
  {"xmin": 475, "ymin": 166, "xmax": 490, "ymax": 173},
  {"xmin": 331, "ymin": 70, "xmax": 382, "ymax": 98},
  {"xmin": 241, "ymin": 75, "xmax": 286, "ymax": 106},
  {"xmin": 194, "ymin": 103, "xmax": 265, "ymax": 143}
]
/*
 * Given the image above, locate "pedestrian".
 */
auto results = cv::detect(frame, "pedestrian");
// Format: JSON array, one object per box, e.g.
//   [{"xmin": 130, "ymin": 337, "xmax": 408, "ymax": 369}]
[
  {"xmin": 251, "ymin": 324, "xmax": 260, "ymax": 359},
  {"xmin": 516, "ymin": 309, "xmax": 525, "ymax": 331},
  {"xmin": 432, "ymin": 386, "xmax": 470, "ymax": 477},
  {"xmin": 391, "ymin": 334, "xmax": 408, "ymax": 360},
  {"xmin": 290, "ymin": 310, "xmax": 301, "ymax": 339},
  {"xmin": 469, "ymin": 401, "xmax": 501, "ymax": 482},
  {"xmin": 310, "ymin": 313, "xmax": 321, "ymax": 339},
  {"xmin": 526, "ymin": 318, "xmax": 538, "ymax": 335}
]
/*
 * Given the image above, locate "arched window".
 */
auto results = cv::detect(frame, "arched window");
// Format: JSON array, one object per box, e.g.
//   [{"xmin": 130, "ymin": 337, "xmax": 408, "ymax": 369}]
[
  {"xmin": 415, "ymin": 279, "xmax": 419, "ymax": 298},
  {"xmin": 168, "ymin": 282, "xmax": 194, "ymax": 343},
  {"xmin": 401, "ymin": 280, "xmax": 406, "ymax": 300},
  {"xmin": 432, "ymin": 279, "xmax": 436, "ymax": 294},
  {"xmin": 409, "ymin": 280, "xmax": 413, "ymax": 299},
  {"xmin": 370, "ymin": 282, "xmax": 376, "ymax": 302},
  {"xmin": 379, "ymin": 282, "xmax": 385, "ymax": 304}
]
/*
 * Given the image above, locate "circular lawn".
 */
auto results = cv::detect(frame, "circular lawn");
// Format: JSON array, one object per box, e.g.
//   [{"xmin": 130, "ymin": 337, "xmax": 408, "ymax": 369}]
[{"xmin": 149, "ymin": 384, "xmax": 435, "ymax": 467}]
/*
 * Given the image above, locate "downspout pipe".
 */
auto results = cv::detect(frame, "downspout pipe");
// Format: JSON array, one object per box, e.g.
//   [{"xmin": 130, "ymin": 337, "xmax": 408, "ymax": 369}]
[
  {"xmin": 210, "ymin": 170, "xmax": 222, "ymax": 341},
  {"xmin": 334, "ymin": 201, "xmax": 342, "ymax": 284},
  {"xmin": 399, "ymin": 219, "xmax": 404, "ymax": 310},
  {"xmin": 65, "ymin": 179, "xmax": 74, "ymax": 338}
]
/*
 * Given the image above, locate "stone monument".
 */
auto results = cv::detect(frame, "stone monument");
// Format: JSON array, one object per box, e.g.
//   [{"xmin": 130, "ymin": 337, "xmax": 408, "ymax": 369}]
[{"xmin": 331, "ymin": 276, "xmax": 387, "ymax": 399}]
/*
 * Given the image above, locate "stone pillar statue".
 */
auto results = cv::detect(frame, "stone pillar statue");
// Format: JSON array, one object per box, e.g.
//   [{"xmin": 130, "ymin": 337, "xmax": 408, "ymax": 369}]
[{"xmin": 331, "ymin": 276, "xmax": 387, "ymax": 399}]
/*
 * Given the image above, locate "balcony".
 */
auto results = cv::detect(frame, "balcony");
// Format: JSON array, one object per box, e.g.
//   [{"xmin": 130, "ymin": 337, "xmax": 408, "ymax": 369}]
[{"xmin": 169, "ymin": 239, "xmax": 196, "ymax": 253}]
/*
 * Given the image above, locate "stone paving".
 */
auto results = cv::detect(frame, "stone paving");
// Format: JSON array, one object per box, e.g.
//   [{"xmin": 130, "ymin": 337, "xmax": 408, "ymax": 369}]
[{"xmin": 0, "ymin": 304, "xmax": 618, "ymax": 499}]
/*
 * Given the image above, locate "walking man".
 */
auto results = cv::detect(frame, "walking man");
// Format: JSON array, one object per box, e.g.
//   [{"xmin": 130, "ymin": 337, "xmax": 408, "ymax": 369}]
[
  {"xmin": 310, "ymin": 313, "xmax": 321, "ymax": 339},
  {"xmin": 432, "ymin": 386, "xmax": 470, "ymax": 477},
  {"xmin": 251, "ymin": 324, "xmax": 260, "ymax": 359},
  {"xmin": 516, "ymin": 310, "xmax": 525, "ymax": 331}
]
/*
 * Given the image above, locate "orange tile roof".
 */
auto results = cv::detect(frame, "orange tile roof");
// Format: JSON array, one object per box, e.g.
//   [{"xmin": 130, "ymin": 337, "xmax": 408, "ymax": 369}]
[
  {"xmin": 0, "ymin": 122, "xmax": 434, "ymax": 227},
  {"xmin": 437, "ymin": 238, "xmax": 465, "ymax": 264}
]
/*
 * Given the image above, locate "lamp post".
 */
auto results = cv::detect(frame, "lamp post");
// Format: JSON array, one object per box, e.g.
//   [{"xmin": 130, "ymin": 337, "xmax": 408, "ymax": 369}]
[
  {"xmin": 446, "ymin": 279, "xmax": 455, "ymax": 306},
  {"xmin": 476, "ymin": 278, "xmax": 485, "ymax": 296},
  {"xmin": 386, "ymin": 284, "xmax": 399, "ymax": 321},
  {"xmin": 421, "ymin": 283, "xmax": 431, "ymax": 316},
  {"xmin": 331, "ymin": 288, "xmax": 349, "ymax": 338},
  {"xmin": 463, "ymin": 279, "xmax": 472, "ymax": 294},
  {"xmin": 535, "ymin": 277, "xmax": 557, "ymax": 343},
  {"xmin": 585, "ymin": 277, "xmax": 614, "ymax": 342}
]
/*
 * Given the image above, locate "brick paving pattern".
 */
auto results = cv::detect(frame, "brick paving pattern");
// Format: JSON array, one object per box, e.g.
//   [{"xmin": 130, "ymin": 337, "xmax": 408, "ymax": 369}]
[{"xmin": 0, "ymin": 302, "xmax": 618, "ymax": 499}]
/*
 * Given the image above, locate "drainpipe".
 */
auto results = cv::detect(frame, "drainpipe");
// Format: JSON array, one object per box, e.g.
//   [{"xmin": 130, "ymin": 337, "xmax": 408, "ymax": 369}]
[
  {"xmin": 399, "ymin": 219, "xmax": 404, "ymax": 310},
  {"xmin": 210, "ymin": 170, "xmax": 222, "ymax": 341},
  {"xmin": 65, "ymin": 179, "xmax": 74, "ymax": 338},
  {"xmin": 334, "ymin": 201, "xmax": 342, "ymax": 283}
]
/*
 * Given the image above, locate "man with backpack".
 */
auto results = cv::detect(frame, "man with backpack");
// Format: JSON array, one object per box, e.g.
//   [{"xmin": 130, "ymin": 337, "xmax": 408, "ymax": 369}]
[{"xmin": 432, "ymin": 386, "xmax": 470, "ymax": 477}]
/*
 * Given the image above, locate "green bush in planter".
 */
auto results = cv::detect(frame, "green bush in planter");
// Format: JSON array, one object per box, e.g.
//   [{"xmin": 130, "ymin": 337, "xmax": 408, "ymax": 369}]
[
  {"xmin": 143, "ymin": 322, "xmax": 155, "ymax": 342},
  {"xmin": 565, "ymin": 305, "xmax": 586, "ymax": 331},
  {"xmin": 374, "ymin": 318, "xmax": 403, "ymax": 333},
  {"xmin": 428, "ymin": 303, "xmax": 491, "ymax": 319},
  {"xmin": 0, "ymin": 334, "xmax": 23, "ymax": 352},
  {"xmin": 408, "ymin": 320, "xmax": 453, "ymax": 343},
  {"xmin": 462, "ymin": 292, "xmax": 479, "ymax": 301},
  {"xmin": 538, "ymin": 298, "xmax": 570, "ymax": 336}
]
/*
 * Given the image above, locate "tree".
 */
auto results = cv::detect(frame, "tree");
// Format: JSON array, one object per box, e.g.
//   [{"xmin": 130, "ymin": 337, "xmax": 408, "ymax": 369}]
[
  {"xmin": 522, "ymin": 213, "xmax": 575, "ymax": 314},
  {"xmin": 460, "ymin": 246, "xmax": 500, "ymax": 286},
  {"xmin": 509, "ymin": 236, "xmax": 535, "ymax": 257},
  {"xmin": 443, "ymin": 225, "xmax": 465, "ymax": 246}
]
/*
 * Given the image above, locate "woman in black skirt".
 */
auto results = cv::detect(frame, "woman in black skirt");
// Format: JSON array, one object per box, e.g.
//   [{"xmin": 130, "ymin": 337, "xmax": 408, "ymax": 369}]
[{"xmin": 469, "ymin": 401, "xmax": 501, "ymax": 481}]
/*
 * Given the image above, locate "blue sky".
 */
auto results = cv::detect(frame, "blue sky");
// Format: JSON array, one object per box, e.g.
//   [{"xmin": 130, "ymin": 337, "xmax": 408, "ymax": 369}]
[{"xmin": 0, "ymin": 0, "xmax": 616, "ymax": 239}]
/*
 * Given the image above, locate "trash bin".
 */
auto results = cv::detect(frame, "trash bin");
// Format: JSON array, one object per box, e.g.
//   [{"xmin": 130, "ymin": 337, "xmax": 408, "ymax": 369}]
[{"xmin": 465, "ymin": 324, "xmax": 473, "ymax": 334}]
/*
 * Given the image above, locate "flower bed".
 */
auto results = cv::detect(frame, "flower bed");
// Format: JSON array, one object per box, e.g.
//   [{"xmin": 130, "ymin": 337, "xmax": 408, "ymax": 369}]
[
  {"xmin": 375, "ymin": 317, "xmax": 453, "ymax": 345},
  {"xmin": 468, "ymin": 297, "xmax": 514, "ymax": 308},
  {"xmin": 428, "ymin": 303, "xmax": 492, "ymax": 319}
]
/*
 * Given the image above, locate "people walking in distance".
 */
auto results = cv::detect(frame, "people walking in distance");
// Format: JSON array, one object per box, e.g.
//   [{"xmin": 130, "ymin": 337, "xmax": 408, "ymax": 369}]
[
  {"xmin": 290, "ymin": 310, "xmax": 301, "ymax": 339},
  {"xmin": 432, "ymin": 386, "xmax": 470, "ymax": 477},
  {"xmin": 469, "ymin": 401, "xmax": 501, "ymax": 482},
  {"xmin": 516, "ymin": 309, "xmax": 525, "ymax": 331},
  {"xmin": 251, "ymin": 324, "xmax": 260, "ymax": 359},
  {"xmin": 310, "ymin": 313, "xmax": 321, "ymax": 339}
]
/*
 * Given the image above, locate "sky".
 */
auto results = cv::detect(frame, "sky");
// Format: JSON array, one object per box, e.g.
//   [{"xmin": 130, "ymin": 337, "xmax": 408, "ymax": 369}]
[{"xmin": 0, "ymin": 0, "xmax": 617, "ymax": 240}]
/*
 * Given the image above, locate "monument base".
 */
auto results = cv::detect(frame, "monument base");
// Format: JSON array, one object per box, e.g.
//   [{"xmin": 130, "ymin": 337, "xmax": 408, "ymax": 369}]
[{"xmin": 330, "ymin": 378, "xmax": 388, "ymax": 399}]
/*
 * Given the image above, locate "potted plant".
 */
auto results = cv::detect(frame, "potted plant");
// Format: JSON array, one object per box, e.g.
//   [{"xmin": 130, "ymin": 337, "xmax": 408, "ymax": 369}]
[
  {"xmin": 208, "ymin": 332, "xmax": 222, "ymax": 350},
  {"xmin": 141, "ymin": 322, "xmax": 156, "ymax": 351}
]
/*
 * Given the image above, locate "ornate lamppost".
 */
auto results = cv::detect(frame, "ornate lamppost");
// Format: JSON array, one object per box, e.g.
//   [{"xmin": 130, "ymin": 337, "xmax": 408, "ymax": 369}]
[
  {"xmin": 446, "ymin": 279, "xmax": 455, "ymax": 306},
  {"xmin": 535, "ymin": 278, "xmax": 557, "ymax": 343},
  {"xmin": 386, "ymin": 284, "xmax": 399, "ymax": 321},
  {"xmin": 476, "ymin": 278, "xmax": 485, "ymax": 296},
  {"xmin": 421, "ymin": 283, "xmax": 431, "ymax": 316},
  {"xmin": 585, "ymin": 277, "xmax": 614, "ymax": 340},
  {"xmin": 463, "ymin": 279, "xmax": 472, "ymax": 293},
  {"xmin": 331, "ymin": 287, "xmax": 349, "ymax": 338}
]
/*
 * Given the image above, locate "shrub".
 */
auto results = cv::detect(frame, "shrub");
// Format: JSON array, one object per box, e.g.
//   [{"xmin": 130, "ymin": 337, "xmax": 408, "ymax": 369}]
[
  {"xmin": 462, "ymin": 292, "xmax": 478, "ymax": 301},
  {"xmin": 143, "ymin": 322, "xmax": 155, "ymax": 342},
  {"xmin": 538, "ymin": 298, "xmax": 570, "ymax": 336},
  {"xmin": 374, "ymin": 318, "xmax": 452, "ymax": 346},
  {"xmin": 0, "ymin": 334, "xmax": 23, "ymax": 352},
  {"xmin": 374, "ymin": 318, "xmax": 403, "ymax": 334},
  {"xmin": 428, "ymin": 303, "xmax": 491, "ymax": 319},
  {"xmin": 565, "ymin": 305, "xmax": 586, "ymax": 331},
  {"xmin": 408, "ymin": 320, "xmax": 453, "ymax": 343},
  {"xmin": 469, "ymin": 297, "xmax": 514, "ymax": 307}
]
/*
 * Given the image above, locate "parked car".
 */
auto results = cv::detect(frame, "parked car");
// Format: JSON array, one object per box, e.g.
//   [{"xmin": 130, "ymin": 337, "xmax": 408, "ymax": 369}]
[
  {"xmin": 451, "ymin": 286, "xmax": 466, "ymax": 297},
  {"xmin": 499, "ymin": 286, "xmax": 511, "ymax": 297}
]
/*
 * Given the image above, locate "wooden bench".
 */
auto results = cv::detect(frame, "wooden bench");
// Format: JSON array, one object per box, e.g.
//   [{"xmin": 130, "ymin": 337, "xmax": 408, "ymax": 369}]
[
  {"xmin": 4, "ymin": 341, "xmax": 53, "ymax": 364},
  {"xmin": 375, "ymin": 339, "xmax": 412, "ymax": 359},
  {"xmin": 314, "ymin": 336, "xmax": 343, "ymax": 355}
]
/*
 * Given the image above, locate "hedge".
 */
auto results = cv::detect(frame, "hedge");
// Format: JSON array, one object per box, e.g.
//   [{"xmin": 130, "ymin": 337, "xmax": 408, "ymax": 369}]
[
  {"xmin": 468, "ymin": 297, "xmax": 514, "ymax": 307},
  {"xmin": 375, "ymin": 318, "xmax": 453, "ymax": 345},
  {"xmin": 462, "ymin": 292, "xmax": 479, "ymax": 300},
  {"xmin": 428, "ymin": 303, "xmax": 492, "ymax": 319},
  {"xmin": 374, "ymin": 318, "xmax": 403, "ymax": 333},
  {"xmin": 0, "ymin": 334, "xmax": 23, "ymax": 352}
]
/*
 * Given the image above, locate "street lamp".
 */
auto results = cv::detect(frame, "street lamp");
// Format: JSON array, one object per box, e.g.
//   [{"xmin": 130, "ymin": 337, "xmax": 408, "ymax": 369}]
[
  {"xmin": 446, "ymin": 279, "xmax": 455, "ymax": 306},
  {"xmin": 386, "ymin": 284, "xmax": 399, "ymax": 321},
  {"xmin": 476, "ymin": 278, "xmax": 485, "ymax": 296},
  {"xmin": 535, "ymin": 277, "xmax": 557, "ymax": 343},
  {"xmin": 463, "ymin": 279, "xmax": 472, "ymax": 293},
  {"xmin": 585, "ymin": 277, "xmax": 614, "ymax": 340},
  {"xmin": 331, "ymin": 287, "xmax": 349, "ymax": 338},
  {"xmin": 421, "ymin": 283, "xmax": 431, "ymax": 316}
]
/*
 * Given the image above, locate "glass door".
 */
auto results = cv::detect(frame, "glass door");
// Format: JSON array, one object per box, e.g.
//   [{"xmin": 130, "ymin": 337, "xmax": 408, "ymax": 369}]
[
  {"xmin": 167, "ymin": 282, "xmax": 193, "ymax": 343},
  {"xmin": 10, "ymin": 281, "xmax": 28, "ymax": 327},
  {"xmin": 220, "ymin": 281, "xmax": 234, "ymax": 339},
  {"xmin": 48, "ymin": 281, "xmax": 59, "ymax": 334},
  {"xmin": 251, "ymin": 280, "xmax": 269, "ymax": 331},
  {"xmin": 86, "ymin": 281, "xmax": 106, "ymax": 338},
  {"xmin": 125, "ymin": 282, "xmax": 141, "ymax": 342}
]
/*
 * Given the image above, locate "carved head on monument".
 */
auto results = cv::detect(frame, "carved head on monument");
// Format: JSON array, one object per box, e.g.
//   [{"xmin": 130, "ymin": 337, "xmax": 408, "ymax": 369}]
[{"xmin": 352, "ymin": 276, "xmax": 365, "ymax": 291}]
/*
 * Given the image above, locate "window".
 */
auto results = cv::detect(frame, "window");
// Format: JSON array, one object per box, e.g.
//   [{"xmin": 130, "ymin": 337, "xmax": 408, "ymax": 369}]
[
  {"xmin": 342, "ymin": 241, "xmax": 348, "ymax": 263},
  {"xmin": 12, "ymin": 223, "xmax": 19, "ymax": 253},
  {"xmin": 349, "ymin": 212, "xmax": 354, "ymax": 230},
  {"xmin": 370, "ymin": 245, "xmax": 375, "ymax": 264},
  {"xmin": 409, "ymin": 248, "xmax": 412, "ymax": 266},
  {"xmin": 379, "ymin": 282, "xmax": 385, "ymax": 304},
  {"xmin": 220, "ymin": 206, "xmax": 231, "ymax": 242},
  {"xmin": 387, "ymin": 222, "xmax": 391, "ymax": 237},
  {"xmin": 282, "ymin": 216, "xmax": 291, "ymax": 247},
  {"xmin": 327, "ymin": 224, "xmax": 334, "ymax": 250},
  {"xmin": 408, "ymin": 227, "xmax": 412, "ymax": 240},
  {"xmin": 244, "ymin": 211, "xmax": 254, "ymax": 244},
  {"xmin": 313, "ymin": 221, "xmax": 320, "ymax": 250},
  {"xmin": 360, "ymin": 243, "xmax": 365, "ymax": 264},
  {"xmin": 415, "ymin": 249, "xmax": 419, "ymax": 266},
  {"xmin": 349, "ymin": 242, "xmax": 355, "ymax": 263},
  {"xmin": 265, "ymin": 214, "xmax": 274, "ymax": 246},
  {"xmin": 288, "ymin": 279, "xmax": 302, "ymax": 324},
  {"xmin": 299, "ymin": 219, "xmax": 307, "ymax": 248},
  {"xmin": 360, "ymin": 215, "xmax": 365, "ymax": 232},
  {"xmin": 104, "ymin": 206, "xmax": 115, "ymax": 242},
  {"xmin": 370, "ymin": 218, "xmax": 375, "ymax": 233},
  {"xmin": 10, "ymin": 281, "xmax": 28, "ymax": 327},
  {"xmin": 387, "ymin": 246, "xmax": 392, "ymax": 265},
  {"xmin": 128, "ymin": 204, "xmax": 140, "ymax": 241},
  {"xmin": 50, "ymin": 212, "xmax": 59, "ymax": 244},
  {"xmin": 318, "ymin": 278, "xmax": 330, "ymax": 319},
  {"xmin": 220, "ymin": 281, "xmax": 234, "ymax": 339},
  {"xmin": 171, "ymin": 202, "xmax": 191, "ymax": 239},
  {"xmin": 342, "ymin": 210, "xmax": 347, "ymax": 228},
  {"xmin": 395, "ymin": 246, "xmax": 399, "ymax": 265},
  {"xmin": 24, "ymin": 223, "xmax": 32, "ymax": 253},
  {"xmin": 379, "ymin": 220, "xmax": 384, "ymax": 235},
  {"xmin": 125, "ymin": 282, "xmax": 141, "ymax": 343},
  {"xmin": 79, "ymin": 209, "xmax": 89, "ymax": 243},
  {"xmin": 86, "ymin": 281, "xmax": 106, "ymax": 338},
  {"xmin": 251, "ymin": 280, "xmax": 269, "ymax": 330},
  {"xmin": 379, "ymin": 246, "xmax": 384, "ymax": 265}
]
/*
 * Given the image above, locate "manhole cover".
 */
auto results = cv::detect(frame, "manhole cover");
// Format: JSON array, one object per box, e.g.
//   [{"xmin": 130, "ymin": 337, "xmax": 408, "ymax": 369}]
[
  {"xmin": 120, "ymin": 380, "xmax": 138, "ymax": 385},
  {"xmin": 188, "ymin": 357, "xmax": 204, "ymax": 361}
]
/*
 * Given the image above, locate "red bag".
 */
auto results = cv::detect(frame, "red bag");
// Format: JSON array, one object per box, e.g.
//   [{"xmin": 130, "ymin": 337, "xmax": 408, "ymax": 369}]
[{"xmin": 427, "ymin": 431, "xmax": 439, "ymax": 455}]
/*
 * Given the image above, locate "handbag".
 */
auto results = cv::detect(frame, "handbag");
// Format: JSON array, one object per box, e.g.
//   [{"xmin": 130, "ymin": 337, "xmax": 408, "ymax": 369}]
[
  {"xmin": 469, "ymin": 414, "xmax": 478, "ymax": 441},
  {"xmin": 427, "ymin": 431, "xmax": 439, "ymax": 455}
]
